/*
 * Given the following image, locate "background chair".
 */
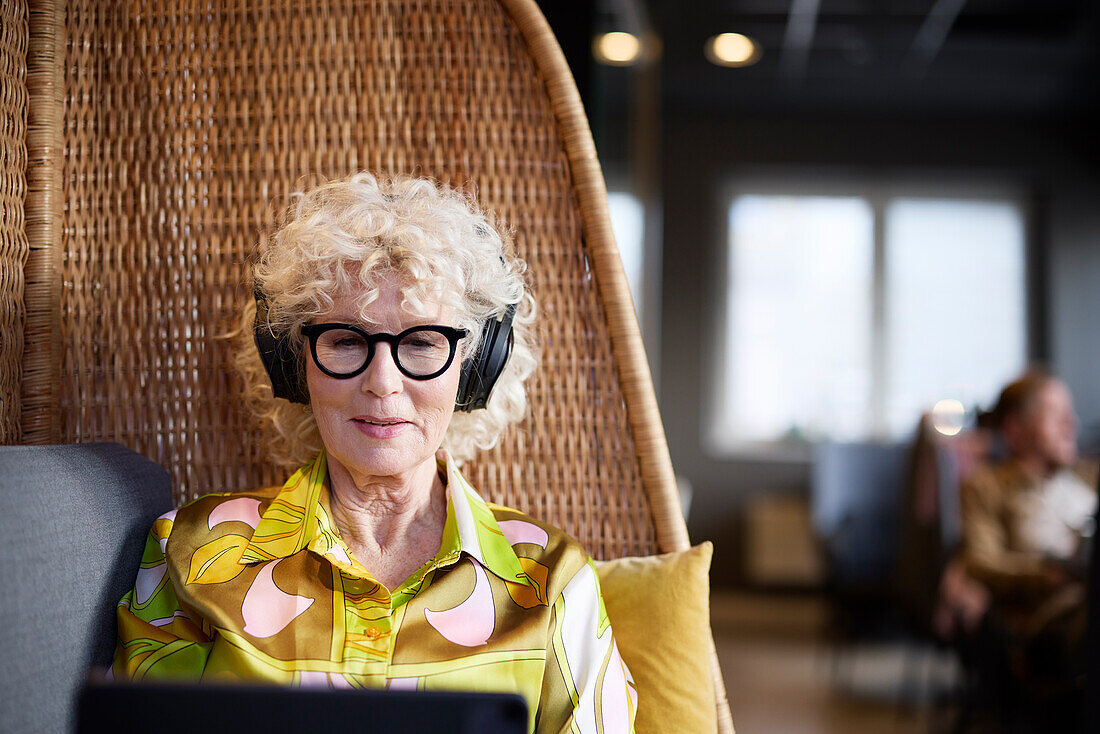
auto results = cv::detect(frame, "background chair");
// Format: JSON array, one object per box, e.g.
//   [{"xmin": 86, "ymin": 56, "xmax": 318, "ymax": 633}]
[
  {"xmin": 1084, "ymin": 469, "xmax": 1100, "ymax": 733},
  {"xmin": 1, "ymin": 0, "xmax": 733, "ymax": 730},
  {"xmin": 811, "ymin": 441, "xmax": 911, "ymax": 643},
  {"xmin": 0, "ymin": 443, "xmax": 174, "ymax": 734}
]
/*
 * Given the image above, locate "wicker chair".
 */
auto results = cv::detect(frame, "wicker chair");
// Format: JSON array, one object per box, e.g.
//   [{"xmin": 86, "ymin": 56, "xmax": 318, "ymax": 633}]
[{"xmin": 3, "ymin": 1, "xmax": 733, "ymax": 730}]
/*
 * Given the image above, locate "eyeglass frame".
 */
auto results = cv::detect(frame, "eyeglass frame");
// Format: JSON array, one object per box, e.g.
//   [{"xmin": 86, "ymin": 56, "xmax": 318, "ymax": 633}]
[{"xmin": 299, "ymin": 322, "xmax": 470, "ymax": 381}]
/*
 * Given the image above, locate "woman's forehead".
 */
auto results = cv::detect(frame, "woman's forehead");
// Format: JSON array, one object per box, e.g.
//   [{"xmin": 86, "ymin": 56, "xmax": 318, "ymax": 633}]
[
  {"xmin": 325, "ymin": 283, "xmax": 454, "ymax": 326},
  {"xmin": 1035, "ymin": 380, "xmax": 1073, "ymax": 411}
]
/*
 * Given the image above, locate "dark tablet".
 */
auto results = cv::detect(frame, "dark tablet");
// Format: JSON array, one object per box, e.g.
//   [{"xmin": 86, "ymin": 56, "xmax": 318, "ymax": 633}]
[{"xmin": 76, "ymin": 680, "xmax": 528, "ymax": 734}]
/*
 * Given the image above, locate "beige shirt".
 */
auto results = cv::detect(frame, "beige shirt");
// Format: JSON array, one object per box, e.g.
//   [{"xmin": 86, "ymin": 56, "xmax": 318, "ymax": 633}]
[{"xmin": 960, "ymin": 459, "xmax": 1098, "ymax": 601}]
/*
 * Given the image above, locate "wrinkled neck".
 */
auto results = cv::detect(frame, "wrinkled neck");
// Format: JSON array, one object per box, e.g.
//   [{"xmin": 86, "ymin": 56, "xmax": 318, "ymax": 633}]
[{"xmin": 326, "ymin": 453, "xmax": 447, "ymax": 557}]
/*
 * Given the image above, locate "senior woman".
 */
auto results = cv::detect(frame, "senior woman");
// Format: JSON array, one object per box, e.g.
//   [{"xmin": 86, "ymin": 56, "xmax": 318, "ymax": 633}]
[{"xmin": 112, "ymin": 173, "xmax": 636, "ymax": 733}]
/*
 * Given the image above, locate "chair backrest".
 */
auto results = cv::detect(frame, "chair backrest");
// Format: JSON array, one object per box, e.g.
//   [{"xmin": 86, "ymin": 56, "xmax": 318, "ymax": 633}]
[
  {"xmin": 935, "ymin": 443, "xmax": 963, "ymax": 551},
  {"xmin": 0, "ymin": 442, "xmax": 173, "ymax": 734},
  {"xmin": 16, "ymin": 0, "xmax": 689, "ymax": 561},
  {"xmin": 811, "ymin": 441, "xmax": 910, "ymax": 586},
  {"xmin": 0, "ymin": 0, "xmax": 28, "ymax": 446}
]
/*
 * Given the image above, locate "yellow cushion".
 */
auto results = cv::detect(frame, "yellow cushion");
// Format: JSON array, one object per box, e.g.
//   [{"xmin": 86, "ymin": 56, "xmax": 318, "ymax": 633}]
[{"xmin": 595, "ymin": 542, "xmax": 717, "ymax": 734}]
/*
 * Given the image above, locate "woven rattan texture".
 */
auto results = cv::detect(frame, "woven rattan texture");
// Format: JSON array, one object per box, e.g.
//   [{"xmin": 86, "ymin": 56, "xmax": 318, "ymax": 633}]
[
  {"xmin": 0, "ymin": 1, "xmax": 28, "ymax": 445},
  {"xmin": 59, "ymin": 0, "xmax": 657, "ymax": 559}
]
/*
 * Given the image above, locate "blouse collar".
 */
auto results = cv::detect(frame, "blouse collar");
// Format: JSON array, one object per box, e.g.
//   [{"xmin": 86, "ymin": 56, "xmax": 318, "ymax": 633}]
[{"xmin": 240, "ymin": 449, "xmax": 534, "ymax": 593}]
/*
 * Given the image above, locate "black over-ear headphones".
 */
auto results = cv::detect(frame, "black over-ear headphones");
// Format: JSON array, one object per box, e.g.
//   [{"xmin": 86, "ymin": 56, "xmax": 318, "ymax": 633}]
[
  {"xmin": 253, "ymin": 287, "xmax": 310, "ymax": 405},
  {"xmin": 253, "ymin": 287, "xmax": 515, "ymax": 412},
  {"xmin": 454, "ymin": 303, "xmax": 515, "ymax": 413}
]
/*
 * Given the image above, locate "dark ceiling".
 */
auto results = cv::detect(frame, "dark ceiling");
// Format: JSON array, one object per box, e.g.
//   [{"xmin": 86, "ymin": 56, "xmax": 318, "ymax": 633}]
[{"xmin": 640, "ymin": 0, "xmax": 1100, "ymax": 117}]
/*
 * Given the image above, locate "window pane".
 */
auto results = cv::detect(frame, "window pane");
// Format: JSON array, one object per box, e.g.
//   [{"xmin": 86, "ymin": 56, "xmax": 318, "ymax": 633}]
[
  {"xmin": 884, "ymin": 198, "xmax": 1026, "ymax": 437},
  {"xmin": 716, "ymin": 195, "xmax": 874, "ymax": 445},
  {"xmin": 607, "ymin": 191, "xmax": 646, "ymax": 325}
]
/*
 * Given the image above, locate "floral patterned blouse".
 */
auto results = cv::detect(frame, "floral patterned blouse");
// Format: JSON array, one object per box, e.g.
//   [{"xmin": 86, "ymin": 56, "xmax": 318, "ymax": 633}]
[{"xmin": 112, "ymin": 450, "xmax": 636, "ymax": 734}]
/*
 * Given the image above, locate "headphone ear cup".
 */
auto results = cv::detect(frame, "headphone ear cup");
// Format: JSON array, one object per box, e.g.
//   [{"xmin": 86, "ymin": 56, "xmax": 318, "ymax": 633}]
[
  {"xmin": 253, "ymin": 289, "xmax": 310, "ymax": 405},
  {"xmin": 456, "ymin": 304, "xmax": 516, "ymax": 412}
]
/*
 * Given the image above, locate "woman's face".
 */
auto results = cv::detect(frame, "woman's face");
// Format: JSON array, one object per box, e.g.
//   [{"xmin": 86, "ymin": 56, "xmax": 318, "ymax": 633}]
[
  {"xmin": 305, "ymin": 275, "xmax": 462, "ymax": 483},
  {"xmin": 1005, "ymin": 379, "xmax": 1078, "ymax": 471},
  {"xmin": 1027, "ymin": 380, "xmax": 1078, "ymax": 470}
]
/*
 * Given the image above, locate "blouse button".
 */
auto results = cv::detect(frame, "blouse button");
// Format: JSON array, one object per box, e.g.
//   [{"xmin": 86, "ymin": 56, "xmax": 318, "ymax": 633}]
[{"xmin": 365, "ymin": 626, "xmax": 382, "ymax": 640}]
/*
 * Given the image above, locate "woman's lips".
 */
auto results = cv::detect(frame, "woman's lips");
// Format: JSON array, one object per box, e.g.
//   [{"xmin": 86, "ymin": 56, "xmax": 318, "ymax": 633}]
[{"xmin": 351, "ymin": 417, "xmax": 410, "ymax": 439}]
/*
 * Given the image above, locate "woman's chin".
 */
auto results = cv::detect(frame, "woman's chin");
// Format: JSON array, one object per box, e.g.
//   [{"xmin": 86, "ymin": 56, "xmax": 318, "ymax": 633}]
[{"xmin": 330, "ymin": 443, "xmax": 435, "ymax": 482}]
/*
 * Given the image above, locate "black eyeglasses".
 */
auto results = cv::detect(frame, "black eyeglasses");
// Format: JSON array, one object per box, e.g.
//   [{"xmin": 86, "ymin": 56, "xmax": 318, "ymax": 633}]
[{"xmin": 300, "ymin": 323, "xmax": 469, "ymax": 380}]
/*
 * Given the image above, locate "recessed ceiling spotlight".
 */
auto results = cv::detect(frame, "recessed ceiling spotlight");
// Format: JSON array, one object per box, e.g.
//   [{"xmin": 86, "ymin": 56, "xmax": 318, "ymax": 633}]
[
  {"xmin": 706, "ymin": 33, "xmax": 762, "ymax": 67},
  {"xmin": 594, "ymin": 31, "xmax": 642, "ymax": 66}
]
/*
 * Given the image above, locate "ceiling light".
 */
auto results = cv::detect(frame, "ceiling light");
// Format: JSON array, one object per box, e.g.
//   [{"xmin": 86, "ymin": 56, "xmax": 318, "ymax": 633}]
[
  {"xmin": 706, "ymin": 33, "xmax": 762, "ymax": 68},
  {"xmin": 594, "ymin": 32, "xmax": 642, "ymax": 66}
]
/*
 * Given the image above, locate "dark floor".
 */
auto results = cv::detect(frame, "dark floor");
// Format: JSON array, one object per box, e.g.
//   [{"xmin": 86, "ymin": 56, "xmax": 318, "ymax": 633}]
[{"xmin": 712, "ymin": 591, "xmax": 962, "ymax": 734}]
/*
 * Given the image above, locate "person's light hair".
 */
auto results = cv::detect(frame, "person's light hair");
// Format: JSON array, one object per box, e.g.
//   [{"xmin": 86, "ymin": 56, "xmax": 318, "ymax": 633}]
[{"xmin": 235, "ymin": 172, "xmax": 537, "ymax": 468}]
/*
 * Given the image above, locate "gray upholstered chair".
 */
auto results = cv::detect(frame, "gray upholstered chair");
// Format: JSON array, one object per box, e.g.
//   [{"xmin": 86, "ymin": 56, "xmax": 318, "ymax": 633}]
[{"xmin": 0, "ymin": 443, "xmax": 173, "ymax": 734}]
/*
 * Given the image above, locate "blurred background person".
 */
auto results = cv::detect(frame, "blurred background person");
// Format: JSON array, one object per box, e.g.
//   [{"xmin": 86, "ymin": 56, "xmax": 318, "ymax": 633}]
[{"xmin": 957, "ymin": 369, "xmax": 1098, "ymax": 730}]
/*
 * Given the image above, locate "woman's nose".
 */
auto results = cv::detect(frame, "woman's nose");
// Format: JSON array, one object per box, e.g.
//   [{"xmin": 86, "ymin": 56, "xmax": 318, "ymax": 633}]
[{"xmin": 361, "ymin": 343, "xmax": 403, "ymax": 396}]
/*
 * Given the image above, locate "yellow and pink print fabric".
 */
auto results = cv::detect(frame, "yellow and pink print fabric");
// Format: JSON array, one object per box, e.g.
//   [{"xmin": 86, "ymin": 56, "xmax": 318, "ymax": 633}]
[{"xmin": 113, "ymin": 450, "xmax": 636, "ymax": 733}]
